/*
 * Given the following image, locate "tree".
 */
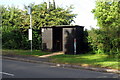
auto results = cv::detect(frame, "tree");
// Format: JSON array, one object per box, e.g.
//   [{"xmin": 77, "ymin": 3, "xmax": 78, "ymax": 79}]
[
  {"xmin": 1, "ymin": 6, "xmax": 24, "ymax": 28},
  {"xmin": 89, "ymin": 0, "xmax": 120, "ymax": 56},
  {"xmin": 24, "ymin": 2, "xmax": 77, "ymax": 29},
  {"xmin": 92, "ymin": 1, "xmax": 120, "ymax": 28},
  {"xmin": 1, "ymin": 1, "xmax": 77, "ymax": 50}
]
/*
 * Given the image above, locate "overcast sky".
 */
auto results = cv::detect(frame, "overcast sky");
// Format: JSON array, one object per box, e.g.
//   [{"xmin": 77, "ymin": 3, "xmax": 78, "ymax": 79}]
[{"xmin": 0, "ymin": 0, "xmax": 99, "ymax": 30}]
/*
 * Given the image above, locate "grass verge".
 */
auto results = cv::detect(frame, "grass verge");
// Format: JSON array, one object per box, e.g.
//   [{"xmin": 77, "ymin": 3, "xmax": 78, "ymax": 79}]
[
  {"xmin": 50, "ymin": 54, "xmax": 119, "ymax": 70},
  {"xmin": 2, "ymin": 49, "xmax": 51, "ymax": 56}
]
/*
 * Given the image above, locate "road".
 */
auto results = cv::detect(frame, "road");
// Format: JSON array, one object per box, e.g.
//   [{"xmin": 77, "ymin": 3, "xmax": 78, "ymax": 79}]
[{"xmin": 1, "ymin": 59, "xmax": 119, "ymax": 78}]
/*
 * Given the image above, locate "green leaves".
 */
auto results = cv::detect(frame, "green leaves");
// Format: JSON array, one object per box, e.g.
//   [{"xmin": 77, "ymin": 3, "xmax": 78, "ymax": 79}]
[
  {"xmin": 26, "ymin": 3, "xmax": 77, "ymax": 29},
  {"xmin": 89, "ymin": 1, "xmax": 120, "ymax": 56},
  {"xmin": 93, "ymin": 1, "xmax": 120, "ymax": 28},
  {"xmin": 1, "ymin": 2, "xmax": 76, "ymax": 50}
]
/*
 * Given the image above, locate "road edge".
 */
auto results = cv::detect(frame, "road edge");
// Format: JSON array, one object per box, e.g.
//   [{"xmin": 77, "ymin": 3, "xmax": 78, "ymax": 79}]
[{"xmin": 3, "ymin": 56, "xmax": 120, "ymax": 74}]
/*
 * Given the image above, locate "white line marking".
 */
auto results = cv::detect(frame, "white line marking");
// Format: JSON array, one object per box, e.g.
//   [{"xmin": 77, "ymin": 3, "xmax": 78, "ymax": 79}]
[{"xmin": 0, "ymin": 72, "xmax": 14, "ymax": 76}]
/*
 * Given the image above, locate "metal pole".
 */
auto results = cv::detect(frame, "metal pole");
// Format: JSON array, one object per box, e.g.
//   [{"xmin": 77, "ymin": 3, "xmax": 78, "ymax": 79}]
[
  {"xmin": 30, "ymin": 13, "xmax": 32, "ymax": 53},
  {"xmin": 31, "ymin": 39, "xmax": 32, "ymax": 52}
]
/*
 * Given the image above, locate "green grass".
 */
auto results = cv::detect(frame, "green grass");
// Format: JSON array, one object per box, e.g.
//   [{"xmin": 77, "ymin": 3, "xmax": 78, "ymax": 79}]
[
  {"xmin": 2, "ymin": 49, "xmax": 119, "ymax": 70},
  {"xmin": 50, "ymin": 54, "xmax": 119, "ymax": 70},
  {"xmin": 2, "ymin": 49, "xmax": 51, "ymax": 56}
]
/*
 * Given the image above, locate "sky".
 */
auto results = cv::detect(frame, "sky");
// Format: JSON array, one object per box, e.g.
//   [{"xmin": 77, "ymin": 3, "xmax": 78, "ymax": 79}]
[{"xmin": 0, "ymin": 0, "xmax": 99, "ymax": 30}]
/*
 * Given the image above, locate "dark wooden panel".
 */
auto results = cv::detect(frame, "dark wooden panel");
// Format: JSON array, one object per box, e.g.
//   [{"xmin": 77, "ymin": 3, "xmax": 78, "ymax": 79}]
[
  {"xmin": 76, "ymin": 27, "xmax": 84, "ymax": 54},
  {"xmin": 53, "ymin": 28, "xmax": 63, "ymax": 51}
]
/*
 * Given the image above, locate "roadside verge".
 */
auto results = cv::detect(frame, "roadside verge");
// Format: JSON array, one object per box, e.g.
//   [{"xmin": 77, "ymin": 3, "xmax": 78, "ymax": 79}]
[{"xmin": 3, "ymin": 56, "xmax": 120, "ymax": 74}]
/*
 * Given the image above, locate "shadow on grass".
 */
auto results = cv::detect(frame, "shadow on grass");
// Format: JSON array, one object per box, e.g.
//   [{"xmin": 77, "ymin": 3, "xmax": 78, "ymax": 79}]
[{"xmin": 50, "ymin": 54, "xmax": 119, "ymax": 69}]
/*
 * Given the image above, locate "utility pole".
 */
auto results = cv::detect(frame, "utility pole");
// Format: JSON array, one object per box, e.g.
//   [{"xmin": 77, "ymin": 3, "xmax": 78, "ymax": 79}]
[{"xmin": 28, "ymin": 6, "xmax": 32, "ymax": 53}]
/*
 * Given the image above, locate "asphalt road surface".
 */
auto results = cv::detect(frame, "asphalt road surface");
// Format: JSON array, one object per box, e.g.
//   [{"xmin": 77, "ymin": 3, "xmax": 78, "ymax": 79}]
[{"xmin": 1, "ymin": 59, "xmax": 119, "ymax": 78}]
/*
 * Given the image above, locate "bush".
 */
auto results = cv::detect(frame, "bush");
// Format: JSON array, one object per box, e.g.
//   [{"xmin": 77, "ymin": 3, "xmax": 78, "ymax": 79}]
[
  {"xmin": 88, "ymin": 27, "xmax": 120, "ymax": 57},
  {"xmin": 2, "ymin": 26, "xmax": 42, "ymax": 50}
]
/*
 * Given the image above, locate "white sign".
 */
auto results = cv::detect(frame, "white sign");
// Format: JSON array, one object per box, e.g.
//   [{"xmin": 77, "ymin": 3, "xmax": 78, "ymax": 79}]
[
  {"xmin": 28, "ymin": 29, "xmax": 32, "ymax": 40},
  {"xmin": 42, "ymin": 28, "xmax": 44, "ymax": 32}
]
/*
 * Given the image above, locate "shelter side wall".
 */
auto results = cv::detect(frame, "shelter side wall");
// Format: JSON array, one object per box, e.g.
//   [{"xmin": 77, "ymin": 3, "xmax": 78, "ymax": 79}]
[
  {"xmin": 76, "ymin": 27, "xmax": 84, "ymax": 54},
  {"xmin": 42, "ymin": 28, "xmax": 53, "ymax": 51}
]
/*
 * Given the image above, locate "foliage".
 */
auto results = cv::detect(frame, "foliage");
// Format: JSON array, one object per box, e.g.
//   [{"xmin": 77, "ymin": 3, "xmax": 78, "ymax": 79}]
[
  {"xmin": 89, "ymin": 1, "xmax": 120, "ymax": 56},
  {"xmin": 2, "ymin": 26, "xmax": 41, "ymax": 49},
  {"xmin": 92, "ymin": 1, "xmax": 120, "ymax": 28},
  {"xmin": 82, "ymin": 29, "xmax": 91, "ymax": 52},
  {"xmin": 88, "ymin": 28, "xmax": 120, "ymax": 56},
  {"xmin": 1, "ymin": 6, "xmax": 25, "ymax": 29},
  {"xmin": 24, "ymin": 2, "xmax": 77, "ymax": 29},
  {"xmin": 1, "ymin": 2, "xmax": 77, "ymax": 50}
]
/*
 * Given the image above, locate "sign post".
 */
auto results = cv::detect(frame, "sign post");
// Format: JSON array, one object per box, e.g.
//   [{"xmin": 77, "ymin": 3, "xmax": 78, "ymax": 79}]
[{"xmin": 28, "ymin": 6, "xmax": 32, "ymax": 53}]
